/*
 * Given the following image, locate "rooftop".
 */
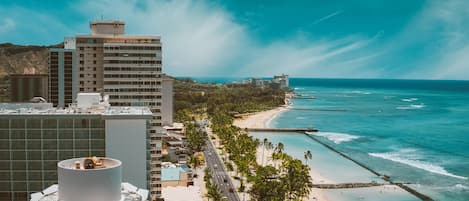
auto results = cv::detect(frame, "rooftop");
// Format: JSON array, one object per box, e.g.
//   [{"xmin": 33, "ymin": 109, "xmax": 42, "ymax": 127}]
[
  {"xmin": 161, "ymin": 163, "xmax": 191, "ymax": 181},
  {"xmin": 30, "ymin": 183, "xmax": 148, "ymax": 201},
  {"xmin": 58, "ymin": 157, "xmax": 121, "ymax": 170},
  {"xmin": 0, "ymin": 93, "xmax": 152, "ymax": 117},
  {"xmin": 0, "ymin": 103, "xmax": 152, "ymax": 116}
]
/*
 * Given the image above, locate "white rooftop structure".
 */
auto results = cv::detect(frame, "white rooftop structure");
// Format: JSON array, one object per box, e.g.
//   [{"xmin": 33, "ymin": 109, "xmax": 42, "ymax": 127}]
[
  {"xmin": 0, "ymin": 93, "xmax": 152, "ymax": 116},
  {"xmin": 30, "ymin": 157, "xmax": 149, "ymax": 201}
]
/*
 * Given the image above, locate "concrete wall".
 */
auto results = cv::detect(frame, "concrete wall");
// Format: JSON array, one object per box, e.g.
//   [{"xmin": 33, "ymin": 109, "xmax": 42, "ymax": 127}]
[
  {"xmin": 105, "ymin": 119, "xmax": 147, "ymax": 189},
  {"xmin": 162, "ymin": 77, "xmax": 173, "ymax": 126}
]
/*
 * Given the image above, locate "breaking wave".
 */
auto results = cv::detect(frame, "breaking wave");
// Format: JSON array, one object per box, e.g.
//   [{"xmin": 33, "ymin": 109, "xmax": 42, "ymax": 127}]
[
  {"xmin": 396, "ymin": 104, "xmax": 425, "ymax": 110},
  {"xmin": 402, "ymin": 98, "xmax": 418, "ymax": 102},
  {"xmin": 309, "ymin": 132, "xmax": 360, "ymax": 144},
  {"xmin": 345, "ymin": 90, "xmax": 372, "ymax": 95},
  {"xmin": 369, "ymin": 149, "xmax": 467, "ymax": 180}
]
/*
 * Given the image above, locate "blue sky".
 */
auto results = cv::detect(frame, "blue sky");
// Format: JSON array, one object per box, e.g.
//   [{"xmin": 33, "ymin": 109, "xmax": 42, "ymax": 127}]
[{"xmin": 0, "ymin": 0, "xmax": 468, "ymax": 79}]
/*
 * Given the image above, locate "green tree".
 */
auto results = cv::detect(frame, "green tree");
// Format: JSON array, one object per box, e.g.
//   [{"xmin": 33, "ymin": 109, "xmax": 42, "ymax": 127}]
[
  {"xmin": 206, "ymin": 184, "xmax": 223, "ymax": 201},
  {"xmin": 280, "ymin": 158, "xmax": 313, "ymax": 200},
  {"xmin": 249, "ymin": 165, "xmax": 285, "ymax": 201}
]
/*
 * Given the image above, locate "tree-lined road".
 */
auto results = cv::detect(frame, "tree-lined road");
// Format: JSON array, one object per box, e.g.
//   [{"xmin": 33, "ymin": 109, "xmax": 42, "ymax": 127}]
[{"xmin": 203, "ymin": 126, "xmax": 240, "ymax": 201}]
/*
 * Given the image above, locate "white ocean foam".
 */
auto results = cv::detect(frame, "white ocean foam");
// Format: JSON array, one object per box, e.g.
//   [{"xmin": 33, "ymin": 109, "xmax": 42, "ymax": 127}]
[
  {"xmin": 396, "ymin": 103, "xmax": 425, "ymax": 110},
  {"xmin": 369, "ymin": 150, "xmax": 468, "ymax": 180},
  {"xmin": 310, "ymin": 132, "xmax": 360, "ymax": 144},
  {"xmin": 345, "ymin": 90, "xmax": 372, "ymax": 95},
  {"xmin": 453, "ymin": 184, "xmax": 469, "ymax": 191},
  {"xmin": 402, "ymin": 98, "xmax": 418, "ymax": 102}
]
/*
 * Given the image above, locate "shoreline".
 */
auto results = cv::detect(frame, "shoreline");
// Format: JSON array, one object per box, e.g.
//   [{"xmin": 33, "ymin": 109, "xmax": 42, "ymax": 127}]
[
  {"xmin": 233, "ymin": 104, "xmax": 332, "ymax": 201},
  {"xmin": 232, "ymin": 103, "xmax": 423, "ymax": 201},
  {"xmin": 233, "ymin": 105, "xmax": 289, "ymax": 129}
]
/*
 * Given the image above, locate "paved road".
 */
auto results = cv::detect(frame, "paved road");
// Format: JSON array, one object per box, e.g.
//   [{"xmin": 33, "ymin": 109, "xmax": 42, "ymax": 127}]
[{"xmin": 202, "ymin": 126, "xmax": 240, "ymax": 201}]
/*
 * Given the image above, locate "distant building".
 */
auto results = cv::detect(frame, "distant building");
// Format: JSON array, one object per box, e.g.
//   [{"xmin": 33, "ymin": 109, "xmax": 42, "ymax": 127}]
[
  {"xmin": 9, "ymin": 74, "xmax": 48, "ymax": 102},
  {"xmin": 248, "ymin": 74, "xmax": 289, "ymax": 89},
  {"xmin": 30, "ymin": 157, "xmax": 149, "ymax": 201},
  {"xmin": 48, "ymin": 48, "xmax": 77, "ymax": 108},
  {"xmin": 0, "ymin": 93, "xmax": 153, "ymax": 201},
  {"xmin": 273, "ymin": 74, "xmax": 289, "ymax": 89}
]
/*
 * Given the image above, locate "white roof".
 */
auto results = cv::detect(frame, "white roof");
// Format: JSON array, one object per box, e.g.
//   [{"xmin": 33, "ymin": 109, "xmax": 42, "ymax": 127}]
[{"xmin": 30, "ymin": 183, "xmax": 148, "ymax": 201}]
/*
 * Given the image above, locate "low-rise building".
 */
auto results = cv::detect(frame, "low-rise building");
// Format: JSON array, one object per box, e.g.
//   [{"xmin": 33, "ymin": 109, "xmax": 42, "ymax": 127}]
[
  {"xmin": 0, "ymin": 93, "xmax": 153, "ymax": 201},
  {"xmin": 30, "ymin": 157, "xmax": 149, "ymax": 201},
  {"xmin": 9, "ymin": 74, "xmax": 48, "ymax": 102},
  {"xmin": 161, "ymin": 162, "xmax": 193, "ymax": 187}
]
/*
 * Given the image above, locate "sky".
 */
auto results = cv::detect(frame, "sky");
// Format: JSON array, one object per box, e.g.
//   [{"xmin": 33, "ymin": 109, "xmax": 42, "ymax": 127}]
[{"xmin": 0, "ymin": 0, "xmax": 468, "ymax": 80}]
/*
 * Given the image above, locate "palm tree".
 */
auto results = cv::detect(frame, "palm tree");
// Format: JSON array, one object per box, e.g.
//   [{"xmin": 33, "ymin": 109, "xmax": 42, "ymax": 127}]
[
  {"xmin": 304, "ymin": 150, "xmax": 312, "ymax": 164},
  {"xmin": 272, "ymin": 142, "xmax": 284, "ymax": 160},
  {"xmin": 206, "ymin": 184, "xmax": 223, "ymax": 201},
  {"xmin": 262, "ymin": 138, "xmax": 268, "ymax": 165},
  {"xmin": 265, "ymin": 141, "xmax": 274, "ymax": 165},
  {"xmin": 280, "ymin": 158, "xmax": 313, "ymax": 200}
]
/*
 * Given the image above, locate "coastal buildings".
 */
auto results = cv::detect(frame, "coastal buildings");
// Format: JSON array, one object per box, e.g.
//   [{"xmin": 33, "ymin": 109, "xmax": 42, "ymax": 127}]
[
  {"xmin": 30, "ymin": 157, "xmax": 149, "ymax": 201},
  {"xmin": 247, "ymin": 74, "xmax": 290, "ymax": 89},
  {"xmin": 273, "ymin": 74, "xmax": 289, "ymax": 89},
  {"xmin": 48, "ymin": 20, "xmax": 165, "ymax": 199},
  {"xmin": 9, "ymin": 74, "xmax": 48, "ymax": 102},
  {"xmin": 163, "ymin": 123, "xmax": 188, "ymax": 164},
  {"xmin": 0, "ymin": 93, "xmax": 152, "ymax": 201},
  {"xmin": 48, "ymin": 47, "xmax": 77, "ymax": 108}
]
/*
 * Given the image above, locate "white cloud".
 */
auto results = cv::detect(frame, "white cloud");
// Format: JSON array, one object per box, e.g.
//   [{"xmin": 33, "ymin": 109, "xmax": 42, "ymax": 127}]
[
  {"xmin": 382, "ymin": 0, "xmax": 469, "ymax": 80},
  {"xmin": 77, "ymin": 0, "xmax": 248, "ymax": 76},
  {"xmin": 311, "ymin": 10, "xmax": 343, "ymax": 25},
  {"xmin": 0, "ymin": 18, "xmax": 16, "ymax": 34},
  {"xmin": 0, "ymin": 6, "xmax": 74, "ymax": 44},
  {"xmin": 75, "ymin": 0, "xmax": 377, "ymax": 78},
  {"xmin": 425, "ymin": 1, "xmax": 469, "ymax": 80}
]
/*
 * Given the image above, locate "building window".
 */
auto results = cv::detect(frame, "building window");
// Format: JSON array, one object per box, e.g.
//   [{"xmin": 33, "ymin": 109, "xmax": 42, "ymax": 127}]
[
  {"xmin": 79, "ymin": 74, "xmax": 84, "ymax": 78},
  {"xmin": 93, "ymin": 54, "xmax": 96, "ymax": 57},
  {"xmin": 80, "ymin": 61, "xmax": 84, "ymax": 64},
  {"xmin": 80, "ymin": 54, "xmax": 84, "ymax": 57},
  {"xmin": 93, "ymin": 61, "xmax": 97, "ymax": 64}
]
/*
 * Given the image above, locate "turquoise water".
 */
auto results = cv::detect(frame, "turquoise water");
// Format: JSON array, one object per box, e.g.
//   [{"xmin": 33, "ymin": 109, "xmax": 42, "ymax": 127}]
[{"xmin": 268, "ymin": 79, "xmax": 469, "ymax": 201}]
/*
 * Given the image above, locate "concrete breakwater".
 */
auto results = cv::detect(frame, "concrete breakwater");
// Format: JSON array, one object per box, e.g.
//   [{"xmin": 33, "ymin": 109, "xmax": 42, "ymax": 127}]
[
  {"xmin": 246, "ymin": 128, "xmax": 318, "ymax": 132},
  {"xmin": 304, "ymin": 133, "xmax": 434, "ymax": 201},
  {"xmin": 312, "ymin": 182, "xmax": 384, "ymax": 189}
]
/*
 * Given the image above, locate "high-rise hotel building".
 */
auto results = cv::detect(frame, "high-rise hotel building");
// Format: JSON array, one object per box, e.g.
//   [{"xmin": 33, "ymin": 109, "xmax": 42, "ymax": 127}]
[
  {"xmin": 48, "ymin": 45, "xmax": 77, "ymax": 108},
  {"xmin": 48, "ymin": 21, "xmax": 164, "ymax": 200}
]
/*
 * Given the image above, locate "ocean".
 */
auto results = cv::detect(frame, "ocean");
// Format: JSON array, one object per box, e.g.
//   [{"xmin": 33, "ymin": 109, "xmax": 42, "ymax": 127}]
[
  {"xmin": 273, "ymin": 78, "xmax": 469, "ymax": 201},
  {"xmin": 194, "ymin": 77, "xmax": 469, "ymax": 200}
]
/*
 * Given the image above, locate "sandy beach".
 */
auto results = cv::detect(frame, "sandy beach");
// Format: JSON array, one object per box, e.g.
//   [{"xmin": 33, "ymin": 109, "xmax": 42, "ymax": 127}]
[{"xmin": 233, "ymin": 106, "xmax": 289, "ymax": 129}]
